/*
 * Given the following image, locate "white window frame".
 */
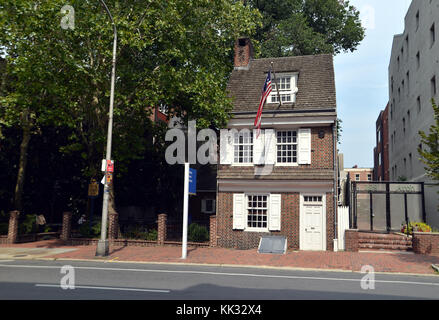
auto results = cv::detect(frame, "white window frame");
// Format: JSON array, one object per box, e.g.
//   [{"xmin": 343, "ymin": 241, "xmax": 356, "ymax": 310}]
[
  {"xmin": 275, "ymin": 130, "xmax": 298, "ymax": 166},
  {"xmin": 232, "ymin": 130, "xmax": 253, "ymax": 165},
  {"xmin": 245, "ymin": 193, "xmax": 269, "ymax": 232},
  {"xmin": 355, "ymin": 174, "xmax": 360, "ymax": 181},
  {"xmin": 269, "ymin": 73, "xmax": 299, "ymax": 104},
  {"xmin": 201, "ymin": 199, "xmax": 216, "ymax": 214}
]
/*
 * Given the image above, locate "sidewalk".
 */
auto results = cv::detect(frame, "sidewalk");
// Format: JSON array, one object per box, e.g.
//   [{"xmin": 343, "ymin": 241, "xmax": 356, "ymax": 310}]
[{"xmin": 1, "ymin": 240, "xmax": 438, "ymax": 275}]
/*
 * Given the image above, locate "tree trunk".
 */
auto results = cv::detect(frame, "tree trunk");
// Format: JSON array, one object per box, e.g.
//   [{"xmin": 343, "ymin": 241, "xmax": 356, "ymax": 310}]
[{"xmin": 14, "ymin": 125, "xmax": 31, "ymax": 211}]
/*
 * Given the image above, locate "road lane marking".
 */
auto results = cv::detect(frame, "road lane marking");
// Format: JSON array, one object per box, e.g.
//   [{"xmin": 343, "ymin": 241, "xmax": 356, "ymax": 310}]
[
  {"xmin": 1, "ymin": 263, "xmax": 438, "ymax": 287},
  {"xmin": 35, "ymin": 284, "xmax": 170, "ymax": 293}
]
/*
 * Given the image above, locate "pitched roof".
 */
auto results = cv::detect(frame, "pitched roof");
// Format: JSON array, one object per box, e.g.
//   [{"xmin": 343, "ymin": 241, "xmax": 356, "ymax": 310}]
[{"xmin": 226, "ymin": 54, "xmax": 336, "ymax": 113}]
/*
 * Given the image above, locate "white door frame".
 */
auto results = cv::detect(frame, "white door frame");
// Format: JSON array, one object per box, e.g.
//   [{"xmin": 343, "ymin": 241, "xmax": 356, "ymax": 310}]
[{"xmin": 299, "ymin": 193, "xmax": 327, "ymax": 251}]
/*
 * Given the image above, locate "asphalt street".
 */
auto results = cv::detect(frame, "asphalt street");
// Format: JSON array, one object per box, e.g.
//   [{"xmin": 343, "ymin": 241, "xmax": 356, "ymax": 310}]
[{"xmin": 0, "ymin": 259, "xmax": 438, "ymax": 300}]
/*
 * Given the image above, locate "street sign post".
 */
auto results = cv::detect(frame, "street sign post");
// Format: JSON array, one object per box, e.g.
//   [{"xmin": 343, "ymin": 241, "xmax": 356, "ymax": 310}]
[{"xmin": 189, "ymin": 168, "xmax": 197, "ymax": 195}]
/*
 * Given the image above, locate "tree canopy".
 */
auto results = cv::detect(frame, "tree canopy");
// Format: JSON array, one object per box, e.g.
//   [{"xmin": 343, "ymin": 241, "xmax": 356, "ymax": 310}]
[{"xmin": 248, "ymin": 0, "xmax": 365, "ymax": 57}]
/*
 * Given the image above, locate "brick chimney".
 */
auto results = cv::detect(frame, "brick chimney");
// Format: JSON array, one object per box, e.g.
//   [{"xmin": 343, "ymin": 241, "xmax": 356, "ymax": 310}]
[{"xmin": 234, "ymin": 38, "xmax": 253, "ymax": 70}]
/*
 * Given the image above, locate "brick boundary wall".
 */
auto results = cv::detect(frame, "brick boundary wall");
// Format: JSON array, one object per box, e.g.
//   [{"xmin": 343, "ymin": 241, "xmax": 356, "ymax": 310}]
[
  {"xmin": 7, "ymin": 210, "xmax": 20, "ymax": 244},
  {"xmin": 344, "ymin": 229, "xmax": 359, "ymax": 252},
  {"xmin": 108, "ymin": 212, "xmax": 118, "ymax": 240},
  {"xmin": 209, "ymin": 215, "xmax": 217, "ymax": 247},
  {"xmin": 412, "ymin": 232, "xmax": 439, "ymax": 256},
  {"xmin": 157, "ymin": 214, "xmax": 167, "ymax": 246},
  {"xmin": 66, "ymin": 238, "xmax": 209, "ymax": 247},
  {"xmin": 61, "ymin": 212, "xmax": 72, "ymax": 241},
  {"xmin": 0, "ymin": 235, "xmax": 8, "ymax": 244}
]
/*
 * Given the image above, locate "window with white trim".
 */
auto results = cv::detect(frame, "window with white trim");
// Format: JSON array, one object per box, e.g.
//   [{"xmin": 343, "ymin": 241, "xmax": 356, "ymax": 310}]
[
  {"xmin": 304, "ymin": 196, "xmax": 322, "ymax": 203},
  {"xmin": 247, "ymin": 195, "xmax": 268, "ymax": 230},
  {"xmin": 276, "ymin": 130, "xmax": 297, "ymax": 164},
  {"xmin": 201, "ymin": 199, "xmax": 216, "ymax": 214},
  {"xmin": 233, "ymin": 130, "xmax": 253, "ymax": 164},
  {"xmin": 269, "ymin": 74, "xmax": 298, "ymax": 103}
]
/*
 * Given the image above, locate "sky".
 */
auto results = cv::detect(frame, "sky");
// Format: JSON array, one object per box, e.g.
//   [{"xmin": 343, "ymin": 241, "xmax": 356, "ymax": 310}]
[{"xmin": 334, "ymin": 0, "xmax": 412, "ymax": 169}]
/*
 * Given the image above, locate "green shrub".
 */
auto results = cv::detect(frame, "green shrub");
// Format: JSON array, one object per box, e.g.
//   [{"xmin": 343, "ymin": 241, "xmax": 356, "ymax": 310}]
[
  {"xmin": 146, "ymin": 229, "xmax": 158, "ymax": 241},
  {"xmin": 79, "ymin": 222, "xmax": 101, "ymax": 238},
  {"xmin": 401, "ymin": 222, "xmax": 432, "ymax": 235},
  {"xmin": 124, "ymin": 225, "xmax": 148, "ymax": 240},
  {"xmin": 188, "ymin": 223, "xmax": 209, "ymax": 242},
  {"xmin": 19, "ymin": 214, "xmax": 37, "ymax": 235}
]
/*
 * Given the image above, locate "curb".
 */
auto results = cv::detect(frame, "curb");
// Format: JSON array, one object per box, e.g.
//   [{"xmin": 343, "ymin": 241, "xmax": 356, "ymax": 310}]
[{"xmin": 11, "ymin": 256, "xmax": 437, "ymax": 277}]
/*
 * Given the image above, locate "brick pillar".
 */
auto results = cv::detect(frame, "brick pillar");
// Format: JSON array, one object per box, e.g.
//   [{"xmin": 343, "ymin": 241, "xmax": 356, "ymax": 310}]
[
  {"xmin": 344, "ymin": 229, "xmax": 359, "ymax": 252},
  {"xmin": 209, "ymin": 215, "xmax": 217, "ymax": 247},
  {"xmin": 157, "ymin": 214, "xmax": 167, "ymax": 245},
  {"xmin": 7, "ymin": 210, "xmax": 20, "ymax": 244},
  {"xmin": 61, "ymin": 211, "xmax": 72, "ymax": 241},
  {"xmin": 108, "ymin": 212, "xmax": 119, "ymax": 240}
]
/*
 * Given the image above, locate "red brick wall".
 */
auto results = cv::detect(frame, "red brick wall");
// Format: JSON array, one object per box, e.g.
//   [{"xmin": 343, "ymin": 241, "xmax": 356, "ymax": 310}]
[
  {"xmin": 345, "ymin": 229, "xmax": 359, "ymax": 252},
  {"xmin": 218, "ymin": 127, "xmax": 334, "ymax": 176},
  {"xmin": 413, "ymin": 232, "xmax": 439, "ymax": 256},
  {"xmin": 217, "ymin": 192, "xmax": 334, "ymax": 251}
]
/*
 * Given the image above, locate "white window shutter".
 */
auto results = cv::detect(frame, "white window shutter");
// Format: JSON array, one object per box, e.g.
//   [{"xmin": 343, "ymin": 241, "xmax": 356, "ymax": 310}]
[
  {"xmin": 269, "ymin": 194, "xmax": 281, "ymax": 231},
  {"xmin": 220, "ymin": 129, "xmax": 233, "ymax": 164},
  {"xmin": 298, "ymin": 128, "xmax": 311, "ymax": 165},
  {"xmin": 264, "ymin": 129, "xmax": 276, "ymax": 164},
  {"xmin": 233, "ymin": 194, "xmax": 246, "ymax": 230},
  {"xmin": 253, "ymin": 130, "xmax": 265, "ymax": 165}
]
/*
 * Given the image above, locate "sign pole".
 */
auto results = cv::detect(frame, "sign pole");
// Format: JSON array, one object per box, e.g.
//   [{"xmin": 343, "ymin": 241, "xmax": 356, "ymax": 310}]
[{"xmin": 182, "ymin": 162, "xmax": 189, "ymax": 259}]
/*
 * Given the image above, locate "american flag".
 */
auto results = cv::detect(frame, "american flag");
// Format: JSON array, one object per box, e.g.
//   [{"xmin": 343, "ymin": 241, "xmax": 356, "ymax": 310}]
[{"xmin": 254, "ymin": 70, "xmax": 272, "ymax": 138}]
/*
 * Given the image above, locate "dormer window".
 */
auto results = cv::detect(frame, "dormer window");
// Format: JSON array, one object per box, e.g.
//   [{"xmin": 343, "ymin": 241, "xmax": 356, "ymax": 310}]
[{"xmin": 269, "ymin": 73, "xmax": 298, "ymax": 103}]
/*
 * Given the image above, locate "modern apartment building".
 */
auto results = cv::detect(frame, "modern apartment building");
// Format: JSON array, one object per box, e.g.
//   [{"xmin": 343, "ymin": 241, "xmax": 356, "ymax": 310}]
[{"xmin": 388, "ymin": 0, "xmax": 439, "ymax": 228}]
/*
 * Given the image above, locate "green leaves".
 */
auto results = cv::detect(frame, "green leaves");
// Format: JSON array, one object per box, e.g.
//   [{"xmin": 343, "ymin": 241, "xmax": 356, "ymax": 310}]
[
  {"xmin": 418, "ymin": 99, "xmax": 439, "ymax": 184},
  {"xmin": 249, "ymin": 0, "xmax": 365, "ymax": 57}
]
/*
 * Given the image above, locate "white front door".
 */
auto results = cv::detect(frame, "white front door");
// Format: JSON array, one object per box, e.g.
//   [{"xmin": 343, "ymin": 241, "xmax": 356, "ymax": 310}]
[{"xmin": 300, "ymin": 195, "xmax": 325, "ymax": 251}]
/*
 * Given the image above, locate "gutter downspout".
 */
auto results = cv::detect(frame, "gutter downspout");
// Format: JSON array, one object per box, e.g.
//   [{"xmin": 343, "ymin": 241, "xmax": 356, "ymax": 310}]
[{"xmin": 333, "ymin": 120, "xmax": 338, "ymax": 251}]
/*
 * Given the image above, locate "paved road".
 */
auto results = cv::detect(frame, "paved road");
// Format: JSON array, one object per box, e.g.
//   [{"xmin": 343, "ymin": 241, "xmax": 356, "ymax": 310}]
[{"xmin": 0, "ymin": 259, "xmax": 438, "ymax": 300}]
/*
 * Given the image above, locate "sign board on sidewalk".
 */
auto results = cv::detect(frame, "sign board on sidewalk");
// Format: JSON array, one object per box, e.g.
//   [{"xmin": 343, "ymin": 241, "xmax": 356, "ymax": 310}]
[{"xmin": 189, "ymin": 168, "xmax": 197, "ymax": 195}]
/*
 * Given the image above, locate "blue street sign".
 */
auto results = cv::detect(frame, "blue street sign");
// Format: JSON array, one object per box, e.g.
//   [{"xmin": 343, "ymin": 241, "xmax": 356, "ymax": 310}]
[{"xmin": 189, "ymin": 168, "xmax": 197, "ymax": 195}]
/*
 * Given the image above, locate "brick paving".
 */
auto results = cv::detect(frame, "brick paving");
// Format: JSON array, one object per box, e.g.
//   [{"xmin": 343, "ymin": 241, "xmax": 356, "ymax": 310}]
[{"xmin": 1, "ymin": 240, "xmax": 438, "ymax": 275}]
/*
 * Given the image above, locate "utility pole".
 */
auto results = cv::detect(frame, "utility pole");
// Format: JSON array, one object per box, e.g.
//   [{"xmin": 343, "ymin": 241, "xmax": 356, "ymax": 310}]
[{"xmin": 96, "ymin": 0, "xmax": 117, "ymax": 257}]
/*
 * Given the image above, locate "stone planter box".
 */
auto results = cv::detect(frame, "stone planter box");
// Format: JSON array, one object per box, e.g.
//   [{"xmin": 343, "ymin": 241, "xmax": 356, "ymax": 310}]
[{"xmin": 412, "ymin": 232, "xmax": 439, "ymax": 256}]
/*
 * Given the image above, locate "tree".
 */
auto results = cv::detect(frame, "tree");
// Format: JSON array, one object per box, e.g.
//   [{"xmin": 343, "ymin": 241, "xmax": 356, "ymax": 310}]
[
  {"xmin": 248, "ymin": 0, "xmax": 365, "ymax": 57},
  {"xmin": 0, "ymin": 1, "xmax": 261, "ymax": 213},
  {"xmin": 418, "ymin": 99, "xmax": 439, "ymax": 184}
]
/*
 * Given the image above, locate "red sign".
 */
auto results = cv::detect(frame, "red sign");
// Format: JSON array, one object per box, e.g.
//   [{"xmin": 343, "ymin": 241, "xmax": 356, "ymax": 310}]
[{"xmin": 107, "ymin": 160, "xmax": 114, "ymax": 173}]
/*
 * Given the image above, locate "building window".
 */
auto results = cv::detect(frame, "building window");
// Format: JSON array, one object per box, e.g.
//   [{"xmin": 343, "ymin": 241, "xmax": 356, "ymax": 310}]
[
  {"xmin": 406, "ymin": 71, "xmax": 410, "ymax": 95},
  {"xmin": 270, "ymin": 74, "xmax": 298, "ymax": 103},
  {"xmin": 201, "ymin": 199, "xmax": 216, "ymax": 214},
  {"xmin": 403, "ymin": 117, "xmax": 406, "ymax": 134},
  {"xmin": 431, "ymin": 76, "xmax": 437, "ymax": 97},
  {"xmin": 417, "ymin": 96, "xmax": 421, "ymax": 113},
  {"xmin": 355, "ymin": 174, "xmax": 360, "ymax": 181},
  {"xmin": 367, "ymin": 174, "xmax": 372, "ymax": 181},
  {"xmin": 377, "ymin": 128, "xmax": 381, "ymax": 143},
  {"xmin": 379, "ymin": 153, "xmax": 382, "ymax": 166},
  {"xmin": 234, "ymin": 130, "xmax": 253, "ymax": 163},
  {"xmin": 247, "ymin": 195, "xmax": 268, "ymax": 230},
  {"xmin": 431, "ymin": 23, "xmax": 436, "ymax": 47},
  {"xmin": 304, "ymin": 196, "xmax": 322, "ymax": 203},
  {"xmin": 276, "ymin": 131, "xmax": 297, "ymax": 164}
]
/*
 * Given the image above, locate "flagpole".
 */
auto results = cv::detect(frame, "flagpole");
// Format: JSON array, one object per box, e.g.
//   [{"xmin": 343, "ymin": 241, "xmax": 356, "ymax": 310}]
[{"xmin": 271, "ymin": 62, "xmax": 282, "ymax": 107}]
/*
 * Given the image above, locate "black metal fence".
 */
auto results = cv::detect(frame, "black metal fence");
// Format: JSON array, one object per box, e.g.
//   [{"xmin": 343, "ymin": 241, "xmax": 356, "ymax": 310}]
[{"xmin": 349, "ymin": 181, "xmax": 426, "ymax": 232}]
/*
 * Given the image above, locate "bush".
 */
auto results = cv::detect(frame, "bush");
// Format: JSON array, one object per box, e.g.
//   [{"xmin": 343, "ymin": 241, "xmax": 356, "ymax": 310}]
[
  {"xmin": 188, "ymin": 223, "xmax": 209, "ymax": 242},
  {"xmin": 146, "ymin": 229, "xmax": 158, "ymax": 241},
  {"xmin": 19, "ymin": 214, "xmax": 37, "ymax": 235},
  {"xmin": 124, "ymin": 225, "xmax": 148, "ymax": 240},
  {"xmin": 79, "ymin": 221, "xmax": 101, "ymax": 238},
  {"xmin": 401, "ymin": 222, "xmax": 432, "ymax": 235}
]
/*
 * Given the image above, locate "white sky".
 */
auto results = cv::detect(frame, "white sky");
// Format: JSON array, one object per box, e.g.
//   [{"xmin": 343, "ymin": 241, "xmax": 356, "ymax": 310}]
[{"xmin": 334, "ymin": 0, "xmax": 412, "ymax": 168}]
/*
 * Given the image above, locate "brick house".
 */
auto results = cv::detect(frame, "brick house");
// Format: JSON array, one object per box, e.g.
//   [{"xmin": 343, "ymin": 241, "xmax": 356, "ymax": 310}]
[
  {"xmin": 216, "ymin": 38, "xmax": 338, "ymax": 251},
  {"xmin": 373, "ymin": 103, "xmax": 389, "ymax": 181}
]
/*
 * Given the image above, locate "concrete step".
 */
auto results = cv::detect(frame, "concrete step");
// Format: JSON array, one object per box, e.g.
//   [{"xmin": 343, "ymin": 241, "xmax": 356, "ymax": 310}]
[
  {"xmin": 358, "ymin": 239, "xmax": 412, "ymax": 246},
  {"xmin": 359, "ymin": 243, "xmax": 412, "ymax": 251},
  {"xmin": 358, "ymin": 232, "xmax": 411, "ymax": 241}
]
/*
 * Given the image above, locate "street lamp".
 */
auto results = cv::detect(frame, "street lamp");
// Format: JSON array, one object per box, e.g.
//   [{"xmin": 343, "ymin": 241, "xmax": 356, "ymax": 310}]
[{"xmin": 96, "ymin": 0, "xmax": 117, "ymax": 257}]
